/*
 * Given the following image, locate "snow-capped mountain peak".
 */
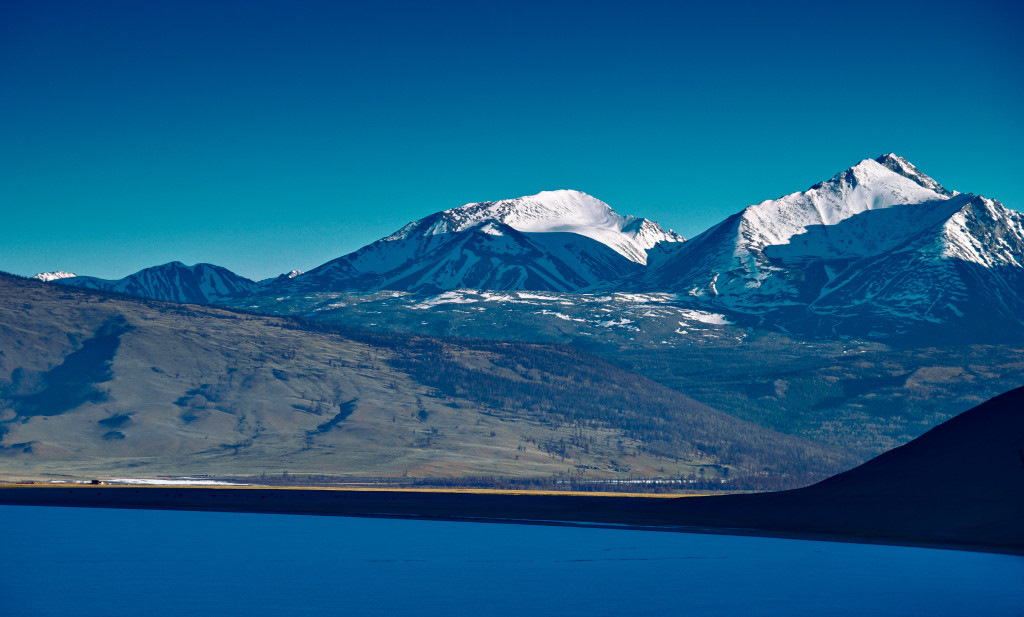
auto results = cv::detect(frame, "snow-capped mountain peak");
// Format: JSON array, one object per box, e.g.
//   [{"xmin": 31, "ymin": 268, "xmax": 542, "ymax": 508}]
[
  {"xmin": 446, "ymin": 190, "xmax": 616, "ymax": 231},
  {"xmin": 741, "ymin": 154, "xmax": 954, "ymax": 249},
  {"xmin": 429, "ymin": 189, "xmax": 684, "ymax": 265},
  {"xmin": 873, "ymin": 153, "xmax": 954, "ymax": 196},
  {"xmin": 275, "ymin": 189, "xmax": 679, "ymax": 294},
  {"xmin": 633, "ymin": 154, "xmax": 1024, "ymax": 341},
  {"xmin": 31, "ymin": 271, "xmax": 77, "ymax": 282}
]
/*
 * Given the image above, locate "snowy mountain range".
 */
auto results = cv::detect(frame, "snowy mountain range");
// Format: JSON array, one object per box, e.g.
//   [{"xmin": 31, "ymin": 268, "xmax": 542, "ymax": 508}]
[{"xmin": 34, "ymin": 155, "xmax": 1024, "ymax": 342}]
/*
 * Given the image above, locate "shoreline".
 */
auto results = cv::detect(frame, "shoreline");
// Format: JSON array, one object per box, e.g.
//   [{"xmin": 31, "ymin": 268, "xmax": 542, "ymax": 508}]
[{"xmin": 2, "ymin": 484, "xmax": 1021, "ymax": 557}]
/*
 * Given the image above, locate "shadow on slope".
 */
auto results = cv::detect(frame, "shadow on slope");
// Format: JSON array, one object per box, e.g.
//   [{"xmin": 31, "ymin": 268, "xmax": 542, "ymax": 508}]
[{"xmin": 5, "ymin": 315, "xmax": 133, "ymax": 417}]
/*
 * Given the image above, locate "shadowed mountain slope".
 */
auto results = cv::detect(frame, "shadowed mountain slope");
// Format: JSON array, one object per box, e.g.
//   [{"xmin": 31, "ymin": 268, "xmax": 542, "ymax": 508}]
[
  {"xmin": 52, "ymin": 261, "xmax": 259, "ymax": 304},
  {"xmin": 657, "ymin": 385, "xmax": 1024, "ymax": 551}
]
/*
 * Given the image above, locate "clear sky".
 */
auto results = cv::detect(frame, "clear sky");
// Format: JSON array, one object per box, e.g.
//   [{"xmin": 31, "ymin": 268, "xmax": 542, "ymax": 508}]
[{"xmin": 2, "ymin": 0, "xmax": 1022, "ymax": 281}]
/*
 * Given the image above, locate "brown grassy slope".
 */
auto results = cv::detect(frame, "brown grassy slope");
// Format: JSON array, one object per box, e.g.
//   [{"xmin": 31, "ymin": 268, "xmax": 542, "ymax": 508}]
[{"xmin": 0, "ymin": 273, "xmax": 852, "ymax": 485}]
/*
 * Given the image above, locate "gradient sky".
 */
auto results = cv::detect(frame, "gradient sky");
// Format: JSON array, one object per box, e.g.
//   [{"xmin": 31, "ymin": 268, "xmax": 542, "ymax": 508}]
[{"xmin": 3, "ymin": 0, "xmax": 1022, "ymax": 281}]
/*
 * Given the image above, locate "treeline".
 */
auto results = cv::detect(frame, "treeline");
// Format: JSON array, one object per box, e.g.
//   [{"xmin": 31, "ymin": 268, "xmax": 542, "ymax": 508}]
[{"xmin": 233, "ymin": 471, "xmax": 829, "ymax": 493}]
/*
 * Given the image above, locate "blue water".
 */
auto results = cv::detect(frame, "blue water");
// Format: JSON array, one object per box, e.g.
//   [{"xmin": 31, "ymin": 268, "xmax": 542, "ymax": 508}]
[{"xmin": 2, "ymin": 506, "xmax": 1022, "ymax": 616}]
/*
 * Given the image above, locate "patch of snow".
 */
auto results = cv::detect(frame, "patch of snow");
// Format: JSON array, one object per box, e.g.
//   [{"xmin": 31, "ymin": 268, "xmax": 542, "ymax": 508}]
[
  {"xmin": 516, "ymin": 292, "xmax": 557, "ymax": 301},
  {"xmin": 411, "ymin": 291, "xmax": 479, "ymax": 310},
  {"xmin": 678, "ymin": 310, "xmax": 732, "ymax": 325},
  {"xmin": 538, "ymin": 310, "xmax": 586, "ymax": 322},
  {"xmin": 108, "ymin": 478, "xmax": 249, "ymax": 486},
  {"xmin": 610, "ymin": 293, "xmax": 676, "ymax": 304}
]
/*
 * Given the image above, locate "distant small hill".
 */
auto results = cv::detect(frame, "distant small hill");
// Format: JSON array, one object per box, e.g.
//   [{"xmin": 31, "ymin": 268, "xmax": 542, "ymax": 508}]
[{"xmin": 50, "ymin": 261, "xmax": 259, "ymax": 304}]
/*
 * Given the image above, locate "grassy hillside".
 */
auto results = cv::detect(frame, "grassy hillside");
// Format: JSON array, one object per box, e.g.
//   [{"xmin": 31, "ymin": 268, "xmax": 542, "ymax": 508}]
[
  {"xmin": 0, "ymin": 274, "xmax": 850, "ymax": 488},
  {"xmin": 231, "ymin": 290, "xmax": 1024, "ymax": 457}
]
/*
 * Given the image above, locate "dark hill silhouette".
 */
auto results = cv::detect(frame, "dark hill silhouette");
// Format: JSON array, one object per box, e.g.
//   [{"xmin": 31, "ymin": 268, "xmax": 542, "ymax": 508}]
[{"xmin": 657, "ymin": 385, "xmax": 1024, "ymax": 551}]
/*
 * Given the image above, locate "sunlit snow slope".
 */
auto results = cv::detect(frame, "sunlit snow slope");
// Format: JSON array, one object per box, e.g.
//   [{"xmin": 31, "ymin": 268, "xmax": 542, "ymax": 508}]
[
  {"xmin": 634, "ymin": 154, "xmax": 1024, "ymax": 340},
  {"xmin": 273, "ymin": 190, "xmax": 683, "ymax": 293}
]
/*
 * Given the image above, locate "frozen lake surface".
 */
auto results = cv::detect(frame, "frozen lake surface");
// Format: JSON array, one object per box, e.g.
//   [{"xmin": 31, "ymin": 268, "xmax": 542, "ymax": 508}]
[{"xmin": 3, "ymin": 505, "xmax": 1022, "ymax": 616}]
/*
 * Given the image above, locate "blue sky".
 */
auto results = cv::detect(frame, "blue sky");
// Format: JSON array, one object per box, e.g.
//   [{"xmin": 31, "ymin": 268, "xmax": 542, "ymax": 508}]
[{"xmin": 2, "ymin": 0, "xmax": 1022, "ymax": 281}]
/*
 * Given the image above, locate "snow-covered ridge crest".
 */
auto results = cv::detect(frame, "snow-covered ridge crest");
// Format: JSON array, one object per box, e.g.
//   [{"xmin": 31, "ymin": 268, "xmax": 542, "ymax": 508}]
[
  {"xmin": 939, "ymin": 195, "xmax": 1024, "ymax": 266},
  {"xmin": 32, "ymin": 271, "xmax": 77, "ymax": 282},
  {"xmin": 874, "ymin": 153, "xmax": 954, "ymax": 197},
  {"xmin": 740, "ymin": 155, "xmax": 954, "ymax": 250},
  {"xmin": 389, "ymin": 189, "xmax": 684, "ymax": 265},
  {"xmin": 643, "ymin": 153, "xmax": 962, "ymax": 298}
]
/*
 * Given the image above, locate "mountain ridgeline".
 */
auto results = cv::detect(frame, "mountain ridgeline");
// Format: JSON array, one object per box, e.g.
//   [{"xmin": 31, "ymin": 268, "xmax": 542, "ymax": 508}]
[{"xmin": 36, "ymin": 154, "xmax": 1024, "ymax": 344}]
